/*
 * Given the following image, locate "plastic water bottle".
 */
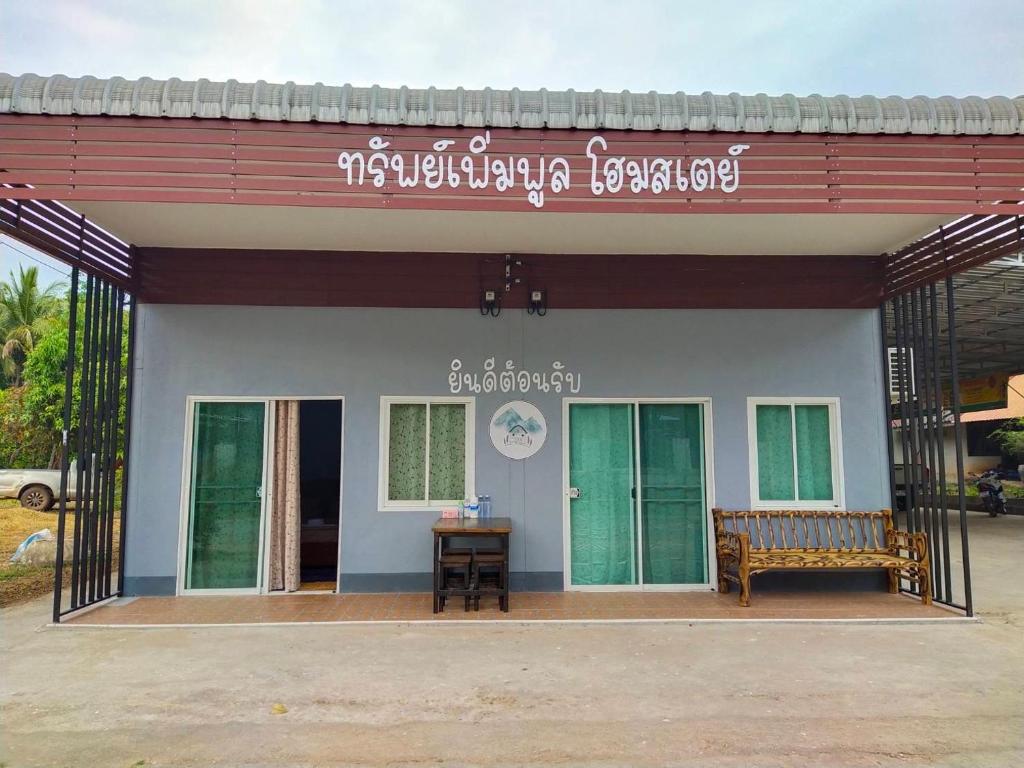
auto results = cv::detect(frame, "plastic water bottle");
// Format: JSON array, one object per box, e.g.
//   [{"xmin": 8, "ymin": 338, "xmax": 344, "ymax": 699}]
[
  {"xmin": 466, "ymin": 496, "xmax": 480, "ymax": 518},
  {"xmin": 480, "ymin": 495, "xmax": 492, "ymax": 518}
]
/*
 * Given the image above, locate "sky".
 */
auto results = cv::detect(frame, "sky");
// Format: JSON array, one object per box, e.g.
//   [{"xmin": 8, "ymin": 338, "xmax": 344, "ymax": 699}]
[
  {"xmin": 2, "ymin": 0, "xmax": 1023, "ymax": 97},
  {"xmin": 0, "ymin": 0, "xmax": 1022, "ymax": 281}
]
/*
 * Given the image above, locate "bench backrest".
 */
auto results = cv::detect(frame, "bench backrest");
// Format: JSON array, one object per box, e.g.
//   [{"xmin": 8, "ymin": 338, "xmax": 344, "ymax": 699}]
[{"xmin": 712, "ymin": 508, "xmax": 893, "ymax": 553}]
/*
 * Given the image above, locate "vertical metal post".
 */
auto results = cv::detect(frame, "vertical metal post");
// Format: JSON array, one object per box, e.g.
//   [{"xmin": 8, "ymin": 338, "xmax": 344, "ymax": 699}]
[
  {"xmin": 101, "ymin": 288, "xmax": 123, "ymax": 594},
  {"xmin": 79, "ymin": 273, "xmax": 101, "ymax": 604},
  {"xmin": 916, "ymin": 285, "xmax": 940, "ymax": 602},
  {"xmin": 880, "ymin": 305, "xmax": 897, "ymax": 511},
  {"xmin": 95, "ymin": 282, "xmax": 112, "ymax": 599},
  {"xmin": 892, "ymin": 296, "xmax": 914, "ymax": 534},
  {"xmin": 902, "ymin": 293, "xmax": 923, "ymax": 542},
  {"xmin": 70, "ymin": 273, "xmax": 93, "ymax": 609},
  {"xmin": 89, "ymin": 281, "xmax": 110, "ymax": 602},
  {"xmin": 52, "ymin": 265, "xmax": 80, "ymax": 624},
  {"xmin": 945, "ymin": 274, "xmax": 973, "ymax": 616},
  {"xmin": 930, "ymin": 281, "xmax": 953, "ymax": 601},
  {"xmin": 116, "ymin": 296, "xmax": 137, "ymax": 595}
]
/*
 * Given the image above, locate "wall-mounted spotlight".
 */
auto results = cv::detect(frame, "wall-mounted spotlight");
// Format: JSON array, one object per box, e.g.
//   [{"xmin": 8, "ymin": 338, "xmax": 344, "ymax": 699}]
[
  {"xmin": 527, "ymin": 289, "xmax": 547, "ymax": 316},
  {"xmin": 480, "ymin": 289, "xmax": 501, "ymax": 317}
]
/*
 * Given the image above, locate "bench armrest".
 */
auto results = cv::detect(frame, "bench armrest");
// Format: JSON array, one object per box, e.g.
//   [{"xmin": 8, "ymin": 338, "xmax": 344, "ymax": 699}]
[
  {"xmin": 887, "ymin": 529, "xmax": 928, "ymax": 561},
  {"xmin": 717, "ymin": 530, "xmax": 749, "ymax": 564}
]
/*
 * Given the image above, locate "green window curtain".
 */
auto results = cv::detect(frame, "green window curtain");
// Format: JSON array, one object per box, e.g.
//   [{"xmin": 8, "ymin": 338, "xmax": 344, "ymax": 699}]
[
  {"xmin": 387, "ymin": 404, "xmax": 426, "ymax": 501},
  {"xmin": 795, "ymin": 405, "xmax": 834, "ymax": 500},
  {"xmin": 755, "ymin": 405, "xmax": 796, "ymax": 501},
  {"xmin": 428, "ymin": 404, "xmax": 466, "ymax": 501},
  {"xmin": 569, "ymin": 403, "xmax": 637, "ymax": 586}
]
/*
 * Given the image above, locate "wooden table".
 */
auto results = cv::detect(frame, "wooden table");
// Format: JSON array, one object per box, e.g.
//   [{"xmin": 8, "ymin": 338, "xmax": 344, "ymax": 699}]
[{"xmin": 432, "ymin": 517, "xmax": 511, "ymax": 613}]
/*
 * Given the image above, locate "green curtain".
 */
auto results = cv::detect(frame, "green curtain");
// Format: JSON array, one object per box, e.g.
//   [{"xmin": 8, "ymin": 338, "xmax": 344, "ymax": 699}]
[
  {"xmin": 640, "ymin": 404, "xmax": 707, "ymax": 584},
  {"xmin": 756, "ymin": 405, "xmax": 796, "ymax": 501},
  {"xmin": 387, "ymin": 404, "xmax": 426, "ymax": 501},
  {"xmin": 569, "ymin": 404, "xmax": 636, "ymax": 586},
  {"xmin": 428, "ymin": 404, "xmax": 466, "ymax": 501},
  {"xmin": 186, "ymin": 401, "xmax": 266, "ymax": 590},
  {"xmin": 795, "ymin": 405, "xmax": 834, "ymax": 500}
]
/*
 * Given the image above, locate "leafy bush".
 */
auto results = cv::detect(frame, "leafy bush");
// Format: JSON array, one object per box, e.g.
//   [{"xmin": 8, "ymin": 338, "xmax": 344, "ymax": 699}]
[
  {"xmin": 0, "ymin": 386, "xmax": 55, "ymax": 467},
  {"xmin": 989, "ymin": 418, "xmax": 1024, "ymax": 461}
]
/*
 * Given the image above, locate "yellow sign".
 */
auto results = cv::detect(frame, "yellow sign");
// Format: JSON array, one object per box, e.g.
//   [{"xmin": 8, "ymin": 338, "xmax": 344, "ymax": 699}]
[{"xmin": 944, "ymin": 373, "xmax": 1009, "ymax": 413}]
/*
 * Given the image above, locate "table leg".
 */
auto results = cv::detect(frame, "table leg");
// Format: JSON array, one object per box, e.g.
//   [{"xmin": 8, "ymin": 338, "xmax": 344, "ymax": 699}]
[
  {"xmin": 502, "ymin": 532, "xmax": 510, "ymax": 612},
  {"xmin": 432, "ymin": 532, "xmax": 440, "ymax": 614}
]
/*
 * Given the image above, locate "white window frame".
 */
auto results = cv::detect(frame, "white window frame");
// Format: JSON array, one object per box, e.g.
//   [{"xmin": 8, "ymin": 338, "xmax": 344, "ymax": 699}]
[
  {"xmin": 378, "ymin": 396, "xmax": 475, "ymax": 511},
  {"xmin": 746, "ymin": 396, "xmax": 845, "ymax": 511}
]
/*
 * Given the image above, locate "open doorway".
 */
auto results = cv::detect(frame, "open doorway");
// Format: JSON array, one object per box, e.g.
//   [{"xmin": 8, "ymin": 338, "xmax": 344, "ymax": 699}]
[
  {"xmin": 268, "ymin": 398, "xmax": 343, "ymax": 593},
  {"xmin": 298, "ymin": 400, "xmax": 342, "ymax": 589}
]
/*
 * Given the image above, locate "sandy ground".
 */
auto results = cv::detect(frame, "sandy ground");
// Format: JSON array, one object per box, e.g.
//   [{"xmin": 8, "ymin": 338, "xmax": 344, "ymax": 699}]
[{"xmin": 1, "ymin": 512, "xmax": 1022, "ymax": 767}]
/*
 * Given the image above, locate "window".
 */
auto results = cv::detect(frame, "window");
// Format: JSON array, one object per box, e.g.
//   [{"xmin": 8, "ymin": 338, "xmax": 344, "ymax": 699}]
[
  {"xmin": 379, "ymin": 397, "xmax": 474, "ymax": 509},
  {"xmin": 965, "ymin": 421, "xmax": 1003, "ymax": 458},
  {"xmin": 747, "ymin": 398, "xmax": 844, "ymax": 509}
]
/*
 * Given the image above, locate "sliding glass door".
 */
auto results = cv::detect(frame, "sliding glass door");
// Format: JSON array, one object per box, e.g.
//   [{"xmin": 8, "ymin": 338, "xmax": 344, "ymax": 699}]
[
  {"xmin": 567, "ymin": 400, "xmax": 710, "ymax": 589},
  {"xmin": 183, "ymin": 400, "xmax": 269, "ymax": 592}
]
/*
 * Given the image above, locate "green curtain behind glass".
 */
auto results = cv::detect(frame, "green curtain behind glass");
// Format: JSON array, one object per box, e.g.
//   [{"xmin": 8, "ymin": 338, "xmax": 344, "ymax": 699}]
[
  {"xmin": 387, "ymin": 404, "xmax": 426, "ymax": 501},
  {"xmin": 569, "ymin": 404, "xmax": 636, "ymax": 585},
  {"xmin": 428, "ymin": 404, "xmax": 466, "ymax": 501},
  {"xmin": 756, "ymin": 405, "xmax": 796, "ymax": 501},
  {"xmin": 640, "ymin": 404, "xmax": 707, "ymax": 584},
  {"xmin": 795, "ymin": 405, "xmax": 834, "ymax": 500},
  {"xmin": 186, "ymin": 401, "xmax": 266, "ymax": 590}
]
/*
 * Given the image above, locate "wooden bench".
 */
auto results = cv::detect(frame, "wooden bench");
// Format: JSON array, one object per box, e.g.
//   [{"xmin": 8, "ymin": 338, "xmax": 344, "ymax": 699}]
[{"xmin": 712, "ymin": 508, "xmax": 931, "ymax": 607}]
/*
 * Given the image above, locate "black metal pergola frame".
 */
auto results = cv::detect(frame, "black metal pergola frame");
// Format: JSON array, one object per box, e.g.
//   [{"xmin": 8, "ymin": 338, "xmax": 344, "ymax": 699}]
[
  {"xmin": 882, "ymin": 213, "xmax": 1024, "ymax": 617},
  {"xmin": 1, "ymin": 194, "xmax": 137, "ymax": 621}
]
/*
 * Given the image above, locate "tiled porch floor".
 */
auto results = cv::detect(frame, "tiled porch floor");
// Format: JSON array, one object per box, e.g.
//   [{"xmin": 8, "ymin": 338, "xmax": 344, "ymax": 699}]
[{"xmin": 66, "ymin": 590, "xmax": 956, "ymax": 625}]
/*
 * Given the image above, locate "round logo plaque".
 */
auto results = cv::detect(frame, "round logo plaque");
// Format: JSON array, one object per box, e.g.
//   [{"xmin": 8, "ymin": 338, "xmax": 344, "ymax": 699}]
[{"xmin": 489, "ymin": 401, "xmax": 547, "ymax": 460}]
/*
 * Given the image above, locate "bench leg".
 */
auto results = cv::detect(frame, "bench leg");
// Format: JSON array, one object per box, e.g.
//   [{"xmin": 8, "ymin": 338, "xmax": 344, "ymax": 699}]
[
  {"xmin": 717, "ymin": 558, "xmax": 730, "ymax": 594},
  {"xmin": 918, "ymin": 565, "xmax": 932, "ymax": 606},
  {"xmin": 887, "ymin": 567, "xmax": 899, "ymax": 594},
  {"xmin": 738, "ymin": 566, "xmax": 751, "ymax": 607}
]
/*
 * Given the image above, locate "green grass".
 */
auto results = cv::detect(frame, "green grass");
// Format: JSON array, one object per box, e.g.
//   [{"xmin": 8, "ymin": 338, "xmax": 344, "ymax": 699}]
[
  {"xmin": 944, "ymin": 480, "xmax": 1024, "ymax": 499},
  {"xmin": 0, "ymin": 498, "xmax": 120, "ymax": 607}
]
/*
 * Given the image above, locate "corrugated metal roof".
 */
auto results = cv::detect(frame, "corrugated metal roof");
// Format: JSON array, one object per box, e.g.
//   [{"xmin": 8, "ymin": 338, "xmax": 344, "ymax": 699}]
[{"xmin": 1, "ymin": 73, "xmax": 1022, "ymax": 135}]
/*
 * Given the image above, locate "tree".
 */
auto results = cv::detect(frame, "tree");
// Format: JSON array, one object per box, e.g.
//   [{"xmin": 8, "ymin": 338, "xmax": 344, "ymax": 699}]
[
  {"xmin": 18, "ymin": 293, "xmax": 129, "ymax": 468},
  {"xmin": 0, "ymin": 266, "xmax": 65, "ymax": 386},
  {"xmin": 0, "ymin": 385, "xmax": 56, "ymax": 468},
  {"xmin": 990, "ymin": 418, "xmax": 1024, "ymax": 462}
]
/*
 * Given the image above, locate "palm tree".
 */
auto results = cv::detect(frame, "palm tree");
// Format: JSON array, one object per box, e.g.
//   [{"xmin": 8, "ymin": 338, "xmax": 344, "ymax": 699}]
[{"xmin": 0, "ymin": 266, "xmax": 65, "ymax": 386}]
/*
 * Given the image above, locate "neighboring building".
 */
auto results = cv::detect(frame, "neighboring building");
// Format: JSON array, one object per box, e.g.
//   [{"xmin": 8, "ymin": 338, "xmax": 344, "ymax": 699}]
[
  {"xmin": 893, "ymin": 374, "xmax": 1024, "ymax": 479},
  {"xmin": 1, "ymin": 74, "xmax": 1021, "ymax": 616},
  {"xmin": 956, "ymin": 374, "xmax": 1024, "ymax": 476}
]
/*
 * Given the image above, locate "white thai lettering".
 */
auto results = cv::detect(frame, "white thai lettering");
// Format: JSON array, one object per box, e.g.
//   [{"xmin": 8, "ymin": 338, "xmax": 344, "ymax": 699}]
[{"xmin": 337, "ymin": 136, "xmax": 746, "ymax": 209}]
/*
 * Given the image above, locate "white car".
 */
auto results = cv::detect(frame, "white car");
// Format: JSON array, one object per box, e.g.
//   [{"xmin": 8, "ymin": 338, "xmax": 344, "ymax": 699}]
[{"xmin": 0, "ymin": 463, "xmax": 78, "ymax": 511}]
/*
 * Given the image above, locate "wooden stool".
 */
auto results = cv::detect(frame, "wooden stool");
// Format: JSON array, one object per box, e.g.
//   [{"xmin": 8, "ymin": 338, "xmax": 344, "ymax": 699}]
[
  {"xmin": 438, "ymin": 552, "xmax": 472, "ymax": 612},
  {"xmin": 471, "ymin": 551, "xmax": 508, "ymax": 611}
]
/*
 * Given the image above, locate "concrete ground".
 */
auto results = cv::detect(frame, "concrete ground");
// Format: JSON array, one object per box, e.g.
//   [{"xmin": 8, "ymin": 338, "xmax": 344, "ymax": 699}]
[{"xmin": 1, "ymin": 512, "xmax": 1022, "ymax": 767}]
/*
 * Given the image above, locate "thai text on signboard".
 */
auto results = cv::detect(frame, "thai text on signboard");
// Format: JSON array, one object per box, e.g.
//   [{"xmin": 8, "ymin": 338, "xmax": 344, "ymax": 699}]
[{"xmin": 338, "ymin": 134, "xmax": 750, "ymax": 208}]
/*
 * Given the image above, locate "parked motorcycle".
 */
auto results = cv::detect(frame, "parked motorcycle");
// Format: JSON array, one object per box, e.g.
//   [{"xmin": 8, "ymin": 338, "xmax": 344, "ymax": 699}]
[{"xmin": 975, "ymin": 470, "xmax": 1007, "ymax": 517}]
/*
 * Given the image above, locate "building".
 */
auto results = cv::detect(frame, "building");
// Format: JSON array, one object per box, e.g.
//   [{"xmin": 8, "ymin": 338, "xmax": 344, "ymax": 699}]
[{"xmin": 1, "ymin": 74, "xmax": 1022, "ymax": 619}]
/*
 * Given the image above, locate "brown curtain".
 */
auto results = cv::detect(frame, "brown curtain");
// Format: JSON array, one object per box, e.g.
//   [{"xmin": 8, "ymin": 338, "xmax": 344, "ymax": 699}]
[{"xmin": 269, "ymin": 400, "xmax": 301, "ymax": 592}]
